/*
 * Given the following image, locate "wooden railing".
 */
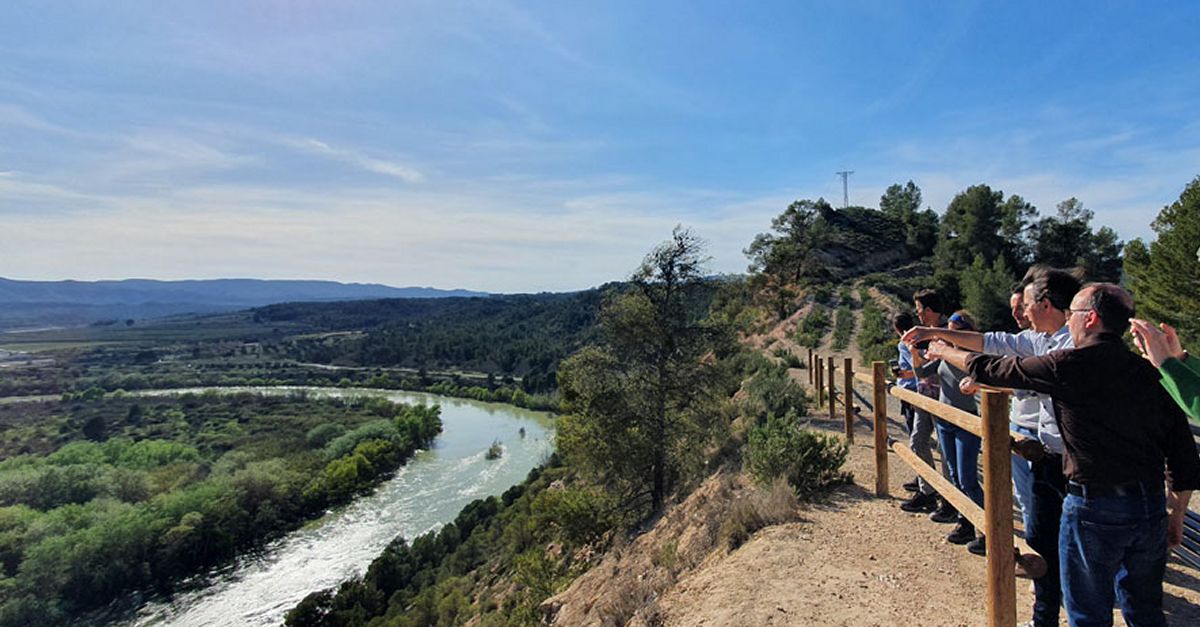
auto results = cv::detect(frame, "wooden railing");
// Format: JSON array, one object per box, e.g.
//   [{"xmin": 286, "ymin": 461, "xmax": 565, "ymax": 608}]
[{"xmin": 806, "ymin": 352, "xmax": 1045, "ymax": 627}]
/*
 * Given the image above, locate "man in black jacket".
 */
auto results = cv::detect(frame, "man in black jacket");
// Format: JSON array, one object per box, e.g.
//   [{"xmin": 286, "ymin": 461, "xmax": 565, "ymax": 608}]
[{"xmin": 927, "ymin": 283, "xmax": 1199, "ymax": 627}]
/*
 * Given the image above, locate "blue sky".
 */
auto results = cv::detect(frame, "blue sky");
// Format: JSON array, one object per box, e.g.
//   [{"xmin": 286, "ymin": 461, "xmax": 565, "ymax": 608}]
[{"xmin": 1, "ymin": 1, "xmax": 1197, "ymax": 293}]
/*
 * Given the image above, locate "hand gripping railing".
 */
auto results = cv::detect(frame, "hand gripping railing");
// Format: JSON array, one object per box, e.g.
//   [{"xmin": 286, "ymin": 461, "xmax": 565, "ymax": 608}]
[{"xmin": 807, "ymin": 353, "xmax": 1046, "ymax": 627}]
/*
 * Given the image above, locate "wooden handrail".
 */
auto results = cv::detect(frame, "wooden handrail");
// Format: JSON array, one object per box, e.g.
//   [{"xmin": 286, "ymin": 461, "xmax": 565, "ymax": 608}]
[
  {"xmin": 892, "ymin": 442, "xmax": 1046, "ymax": 579},
  {"xmin": 889, "ymin": 385, "xmax": 1043, "ymax": 462},
  {"xmin": 890, "ymin": 385, "xmax": 983, "ymax": 437}
]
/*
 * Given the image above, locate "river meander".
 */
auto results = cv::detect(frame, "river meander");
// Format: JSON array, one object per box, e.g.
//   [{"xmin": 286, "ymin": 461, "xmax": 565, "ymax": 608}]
[{"xmin": 95, "ymin": 386, "xmax": 555, "ymax": 627}]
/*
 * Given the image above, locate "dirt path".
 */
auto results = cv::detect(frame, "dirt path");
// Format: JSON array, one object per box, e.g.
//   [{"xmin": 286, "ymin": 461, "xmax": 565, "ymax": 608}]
[{"xmin": 655, "ymin": 416, "xmax": 1200, "ymax": 626}]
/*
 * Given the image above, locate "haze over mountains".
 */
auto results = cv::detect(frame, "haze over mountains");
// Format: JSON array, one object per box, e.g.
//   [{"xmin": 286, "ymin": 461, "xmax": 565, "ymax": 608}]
[{"xmin": 0, "ymin": 277, "xmax": 487, "ymax": 331}]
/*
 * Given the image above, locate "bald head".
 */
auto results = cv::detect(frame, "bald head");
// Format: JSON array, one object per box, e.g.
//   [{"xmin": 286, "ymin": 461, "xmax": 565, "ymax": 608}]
[{"xmin": 1079, "ymin": 283, "xmax": 1135, "ymax": 335}]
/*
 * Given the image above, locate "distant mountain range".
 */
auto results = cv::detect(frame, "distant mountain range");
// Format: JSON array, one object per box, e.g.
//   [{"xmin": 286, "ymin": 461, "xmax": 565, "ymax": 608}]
[{"xmin": 0, "ymin": 277, "xmax": 488, "ymax": 331}]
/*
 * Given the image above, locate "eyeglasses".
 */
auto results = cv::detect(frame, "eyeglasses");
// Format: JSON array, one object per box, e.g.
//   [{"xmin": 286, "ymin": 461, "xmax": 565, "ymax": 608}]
[{"xmin": 1069, "ymin": 308, "xmax": 1092, "ymax": 316}]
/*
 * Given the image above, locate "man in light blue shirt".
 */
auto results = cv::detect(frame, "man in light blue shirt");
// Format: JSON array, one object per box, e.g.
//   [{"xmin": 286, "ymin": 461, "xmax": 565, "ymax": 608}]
[{"xmin": 904, "ymin": 267, "xmax": 1082, "ymax": 627}]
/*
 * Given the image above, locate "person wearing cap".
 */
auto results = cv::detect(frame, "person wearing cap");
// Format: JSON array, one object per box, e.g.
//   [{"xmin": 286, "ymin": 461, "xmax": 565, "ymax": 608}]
[{"xmin": 926, "ymin": 283, "xmax": 1200, "ymax": 627}]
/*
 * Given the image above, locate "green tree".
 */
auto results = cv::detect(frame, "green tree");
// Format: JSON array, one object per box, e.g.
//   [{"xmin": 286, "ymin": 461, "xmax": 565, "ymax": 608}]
[
  {"xmin": 879, "ymin": 181, "xmax": 921, "ymax": 222},
  {"xmin": 959, "ymin": 254, "xmax": 1017, "ymax": 332},
  {"xmin": 558, "ymin": 227, "xmax": 732, "ymax": 512},
  {"xmin": 935, "ymin": 184, "xmax": 1033, "ymax": 271},
  {"xmin": 998, "ymin": 194, "xmax": 1036, "ymax": 271},
  {"xmin": 1124, "ymin": 176, "xmax": 1200, "ymax": 349},
  {"xmin": 880, "ymin": 180, "xmax": 939, "ymax": 257},
  {"xmin": 744, "ymin": 199, "xmax": 835, "ymax": 284},
  {"xmin": 1030, "ymin": 197, "xmax": 1123, "ymax": 281}
]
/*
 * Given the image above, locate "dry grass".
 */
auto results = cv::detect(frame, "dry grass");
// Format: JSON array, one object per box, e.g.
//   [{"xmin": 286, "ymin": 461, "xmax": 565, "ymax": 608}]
[
  {"xmin": 541, "ymin": 471, "xmax": 811, "ymax": 626},
  {"xmin": 719, "ymin": 477, "xmax": 799, "ymax": 550}
]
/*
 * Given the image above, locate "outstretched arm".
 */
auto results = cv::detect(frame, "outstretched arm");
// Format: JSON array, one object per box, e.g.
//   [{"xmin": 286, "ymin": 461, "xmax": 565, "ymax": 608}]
[
  {"xmin": 932, "ymin": 341, "xmax": 1062, "ymax": 396},
  {"xmin": 901, "ymin": 327, "xmax": 985, "ymax": 352},
  {"xmin": 925, "ymin": 340, "xmax": 972, "ymax": 371}
]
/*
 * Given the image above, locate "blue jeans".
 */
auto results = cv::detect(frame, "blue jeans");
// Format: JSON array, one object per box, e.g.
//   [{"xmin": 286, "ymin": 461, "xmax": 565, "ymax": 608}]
[
  {"xmin": 1029, "ymin": 454, "xmax": 1066, "ymax": 626},
  {"xmin": 934, "ymin": 420, "xmax": 983, "ymax": 508},
  {"xmin": 1060, "ymin": 487, "xmax": 1168, "ymax": 627},
  {"xmin": 1012, "ymin": 424, "xmax": 1037, "ymax": 531}
]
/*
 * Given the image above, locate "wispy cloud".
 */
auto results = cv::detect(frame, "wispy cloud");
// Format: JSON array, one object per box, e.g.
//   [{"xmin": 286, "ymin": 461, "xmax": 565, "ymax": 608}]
[
  {"xmin": 0, "ymin": 103, "xmax": 75, "ymax": 135},
  {"xmin": 284, "ymin": 138, "xmax": 424, "ymax": 183}
]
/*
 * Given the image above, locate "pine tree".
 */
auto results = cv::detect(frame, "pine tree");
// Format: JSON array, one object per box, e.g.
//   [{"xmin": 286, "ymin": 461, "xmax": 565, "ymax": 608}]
[
  {"xmin": 557, "ymin": 227, "xmax": 734, "ymax": 512},
  {"xmin": 1124, "ymin": 176, "xmax": 1200, "ymax": 349},
  {"xmin": 959, "ymin": 254, "xmax": 1017, "ymax": 332},
  {"xmin": 1029, "ymin": 198, "xmax": 1123, "ymax": 281}
]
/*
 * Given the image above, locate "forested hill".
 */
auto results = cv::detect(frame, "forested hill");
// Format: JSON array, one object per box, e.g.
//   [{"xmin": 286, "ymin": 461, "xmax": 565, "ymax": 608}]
[{"xmin": 257, "ymin": 290, "xmax": 611, "ymax": 389}]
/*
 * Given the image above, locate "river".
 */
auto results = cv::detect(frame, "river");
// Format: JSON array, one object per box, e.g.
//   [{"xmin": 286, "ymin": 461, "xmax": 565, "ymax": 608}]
[{"xmin": 99, "ymin": 386, "xmax": 555, "ymax": 627}]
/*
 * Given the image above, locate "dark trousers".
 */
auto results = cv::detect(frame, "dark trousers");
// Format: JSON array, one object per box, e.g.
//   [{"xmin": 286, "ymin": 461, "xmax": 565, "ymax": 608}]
[
  {"xmin": 900, "ymin": 400, "xmax": 915, "ymax": 434},
  {"xmin": 1060, "ymin": 489, "xmax": 1167, "ymax": 626},
  {"xmin": 1028, "ymin": 453, "xmax": 1067, "ymax": 626}
]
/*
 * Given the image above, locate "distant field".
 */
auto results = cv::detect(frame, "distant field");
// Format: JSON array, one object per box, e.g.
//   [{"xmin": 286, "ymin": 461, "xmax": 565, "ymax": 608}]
[
  {"xmin": 0, "ymin": 313, "xmax": 307, "ymax": 350},
  {"xmin": 0, "ymin": 341, "xmax": 121, "ymax": 352}
]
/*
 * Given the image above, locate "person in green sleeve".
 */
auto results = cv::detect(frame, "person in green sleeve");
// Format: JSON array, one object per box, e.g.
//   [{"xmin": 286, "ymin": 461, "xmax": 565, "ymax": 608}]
[{"xmin": 1130, "ymin": 318, "xmax": 1200, "ymax": 423}]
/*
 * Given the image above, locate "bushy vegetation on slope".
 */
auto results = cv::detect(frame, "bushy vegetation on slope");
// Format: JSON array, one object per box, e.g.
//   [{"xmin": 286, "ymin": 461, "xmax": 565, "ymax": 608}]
[{"xmin": 0, "ymin": 393, "xmax": 441, "ymax": 624}]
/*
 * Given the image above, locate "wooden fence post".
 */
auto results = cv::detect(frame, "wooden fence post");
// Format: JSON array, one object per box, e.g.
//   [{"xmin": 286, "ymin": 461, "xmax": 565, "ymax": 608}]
[
  {"xmin": 843, "ymin": 357, "xmax": 853, "ymax": 443},
  {"xmin": 808, "ymin": 348, "xmax": 814, "ymax": 384},
  {"xmin": 982, "ymin": 390, "xmax": 1015, "ymax": 627},
  {"xmin": 827, "ymin": 358, "xmax": 836, "ymax": 422},
  {"xmin": 872, "ymin": 361, "xmax": 888, "ymax": 497},
  {"xmin": 815, "ymin": 356, "xmax": 824, "ymax": 407}
]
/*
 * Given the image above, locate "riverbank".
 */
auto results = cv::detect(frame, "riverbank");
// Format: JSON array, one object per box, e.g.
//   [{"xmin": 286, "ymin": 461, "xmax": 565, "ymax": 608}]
[{"xmin": 0, "ymin": 387, "xmax": 554, "ymax": 626}]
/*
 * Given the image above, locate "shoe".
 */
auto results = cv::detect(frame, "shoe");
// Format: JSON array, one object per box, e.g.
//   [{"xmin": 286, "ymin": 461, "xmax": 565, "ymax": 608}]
[
  {"xmin": 903, "ymin": 478, "xmax": 919, "ymax": 492},
  {"xmin": 947, "ymin": 521, "xmax": 976, "ymax": 544},
  {"xmin": 967, "ymin": 534, "xmax": 986, "ymax": 556},
  {"xmin": 899, "ymin": 492, "xmax": 938, "ymax": 513},
  {"xmin": 929, "ymin": 500, "xmax": 959, "ymax": 524}
]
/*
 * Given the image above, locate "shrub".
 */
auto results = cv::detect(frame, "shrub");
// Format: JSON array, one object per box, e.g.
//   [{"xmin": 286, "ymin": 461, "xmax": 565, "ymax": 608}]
[
  {"xmin": 794, "ymin": 306, "xmax": 829, "ymax": 349},
  {"xmin": 831, "ymin": 305, "xmax": 854, "ymax": 350},
  {"xmin": 305, "ymin": 423, "xmax": 347, "ymax": 449},
  {"xmin": 530, "ymin": 486, "xmax": 617, "ymax": 548},
  {"xmin": 746, "ymin": 411, "xmax": 850, "ymax": 497},
  {"xmin": 856, "ymin": 301, "xmax": 896, "ymax": 366},
  {"xmin": 771, "ymin": 346, "xmax": 803, "ymax": 369},
  {"xmin": 742, "ymin": 363, "xmax": 808, "ymax": 424},
  {"xmin": 116, "ymin": 440, "xmax": 200, "ymax": 469},
  {"xmin": 323, "ymin": 420, "xmax": 400, "ymax": 461}
]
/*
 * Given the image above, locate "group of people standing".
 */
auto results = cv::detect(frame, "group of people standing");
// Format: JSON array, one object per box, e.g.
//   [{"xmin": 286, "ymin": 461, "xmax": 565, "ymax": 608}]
[{"xmin": 889, "ymin": 265, "xmax": 1199, "ymax": 627}]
